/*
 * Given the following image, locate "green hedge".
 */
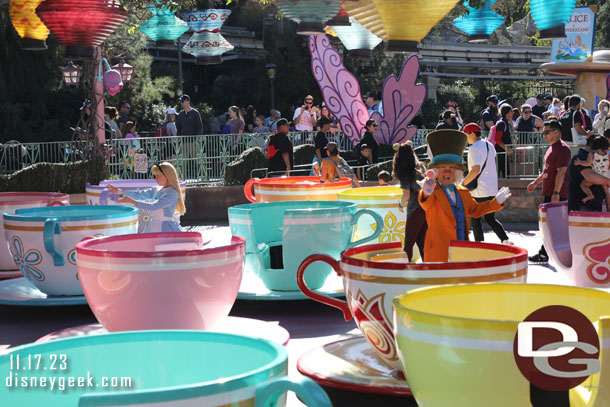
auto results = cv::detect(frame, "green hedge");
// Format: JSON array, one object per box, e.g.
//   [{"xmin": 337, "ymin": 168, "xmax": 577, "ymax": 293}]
[
  {"xmin": 224, "ymin": 147, "xmax": 267, "ymax": 186},
  {"xmin": 294, "ymin": 144, "xmax": 315, "ymax": 166},
  {"xmin": 0, "ymin": 158, "xmax": 109, "ymax": 194},
  {"xmin": 366, "ymin": 160, "xmax": 393, "ymax": 181}
]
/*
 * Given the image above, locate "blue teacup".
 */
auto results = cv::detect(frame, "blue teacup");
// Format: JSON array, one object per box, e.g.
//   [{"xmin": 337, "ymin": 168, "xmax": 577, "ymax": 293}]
[
  {"xmin": 0, "ymin": 330, "xmax": 331, "ymax": 406},
  {"xmin": 229, "ymin": 201, "xmax": 382, "ymax": 291},
  {"xmin": 3, "ymin": 206, "xmax": 138, "ymax": 295}
]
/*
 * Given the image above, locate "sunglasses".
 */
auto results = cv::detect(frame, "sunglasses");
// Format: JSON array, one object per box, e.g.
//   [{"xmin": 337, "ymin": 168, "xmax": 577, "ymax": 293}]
[
  {"xmin": 522, "ymin": 110, "xmax": 532, "ymax": 114},
  {"xmin": 305, "ymin": 101, "xmax": 313, "ymax": 105},
  {"xmin": 542, "ymin": 130, "xmax": 556, "ymax": 135},
  {"xmin": 371, "ymin": 124, "xmax": 378, "ymax": 127}
]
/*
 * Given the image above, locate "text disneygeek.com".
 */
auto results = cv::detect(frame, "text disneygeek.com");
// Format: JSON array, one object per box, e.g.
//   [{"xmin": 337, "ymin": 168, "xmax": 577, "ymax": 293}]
[{"xmin": 5, "ymin": 372, "xmax": 133, "ymax": 391}]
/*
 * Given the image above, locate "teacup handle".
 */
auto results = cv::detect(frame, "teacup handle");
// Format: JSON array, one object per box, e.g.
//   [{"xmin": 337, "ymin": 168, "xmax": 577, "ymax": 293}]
[
  {"xmin": 255, "ymin": 376, "xmax": 332, "ymax": 407},
  {"xmin": 44, "ymin": 218, "xmax": 64, "ymax": 267},
  {"xmin": 348, "ymin": 209, "xmax": 384, "ymax": 248},
  {"xmin": 297, "ymin": 254, "xmax": 352, "ymax": 321},
  {"xmin": 244, "ymin": 178, "xmax": 260, "ymax": 203}
]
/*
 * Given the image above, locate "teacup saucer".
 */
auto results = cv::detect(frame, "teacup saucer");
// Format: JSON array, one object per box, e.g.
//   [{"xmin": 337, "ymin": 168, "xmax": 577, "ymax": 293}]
[
  {"xmin": 0, "ymin": 269, "xmax": 22, "ymax": 279},
  {"xmin": 0, "ymin": 278, "xmax": 88, "ymax": 306},
  {"xmin": 297, "ymin": 336, "xmax": 413, "ymax": 396},
  {"xmin": 237, "ymin": 271, "xmax": 344, "ymax": 301},
  {"xmin": 36, "ymin": 316, "xmax": 290, "ymax": 345}
]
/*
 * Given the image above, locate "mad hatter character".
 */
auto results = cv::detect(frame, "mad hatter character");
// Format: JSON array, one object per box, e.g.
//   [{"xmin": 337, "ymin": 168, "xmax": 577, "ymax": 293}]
[{"xmin": 418, "ymin": 130, "xmax": 511, "ymax": 262}]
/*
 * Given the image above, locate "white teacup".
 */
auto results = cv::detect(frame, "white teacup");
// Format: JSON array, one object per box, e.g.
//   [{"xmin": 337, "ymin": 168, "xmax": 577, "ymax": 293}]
[{"xmin": 3, "ymin": 205, "xmax": 138, "ymax": 295}]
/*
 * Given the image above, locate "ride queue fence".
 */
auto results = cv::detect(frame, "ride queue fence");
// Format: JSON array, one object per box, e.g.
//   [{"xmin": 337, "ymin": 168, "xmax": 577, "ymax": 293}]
[{"xmin": 0, "ymin": 130, "xmax": 551, "ymax": 183}]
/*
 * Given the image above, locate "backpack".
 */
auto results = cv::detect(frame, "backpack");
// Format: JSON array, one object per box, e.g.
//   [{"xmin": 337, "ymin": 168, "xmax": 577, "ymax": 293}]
[
  {"xmin": 327, "ymin": 157, "xmax": 358, "ymax": 186},
  {"xmin": 155, "ymin": 122, "xmax": 168, "ymax": 138},
  {"xmin": 487, "ymin": 124, "xmax": 498, "ymax": 146}
]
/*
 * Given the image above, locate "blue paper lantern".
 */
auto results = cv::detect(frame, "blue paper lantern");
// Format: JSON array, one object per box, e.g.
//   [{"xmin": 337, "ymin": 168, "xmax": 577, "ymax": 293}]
[
  {"xmin": 331, "ymin": 17, "xmax": 382, "ymax": 58},
  {"xmin": 181, "ymin": 9, "xmax": 233, "ymax": 65},
  {"xmin": 530, "ymin": 0, "xmax": 576, "ymax": 39},
  {"xmin": 453, "ymin": 0, "xmax": 504, "ymax": 42},
  {"xmin": 276, "ymin": 0, "xmax": 342, "ymax": 35},
  {"xmin": 140, "ymin": 4, "xmax": 188, "ymax": 45}
]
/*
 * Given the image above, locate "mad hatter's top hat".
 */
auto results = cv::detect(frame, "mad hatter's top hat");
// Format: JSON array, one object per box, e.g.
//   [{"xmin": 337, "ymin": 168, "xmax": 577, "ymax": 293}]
[{"xmin": 426, "ymin": 129, "xmax": 467, "ymax": 171}]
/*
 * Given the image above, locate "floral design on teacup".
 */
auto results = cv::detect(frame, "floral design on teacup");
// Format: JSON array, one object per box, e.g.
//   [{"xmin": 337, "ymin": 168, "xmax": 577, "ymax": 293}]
[
  {"xmin": 349, "ymin": 289, "xmax": 398, "ymax": 363},
  {"xmin": 584, "ymin": 237, "xmax": 610, "ymax": 284},
  {"xmin": 9, "ymin": 236, "xmax": 45, "ymax": 282},
  {"xmin": 370, "ymin": 212, "xmax": 405, "ymax": 244},
  {"xmin": 139, "ymin": 211, "xmax": 152, "ymax": 233}
]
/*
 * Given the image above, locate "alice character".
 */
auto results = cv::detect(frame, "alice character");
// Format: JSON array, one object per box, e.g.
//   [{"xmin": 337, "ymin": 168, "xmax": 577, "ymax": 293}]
[
  {"xmin": 107, "ymin": 162, "xmax": 186, "ymax": 233},
  {"xmin": 418, "ymin": 130, "xmax": 511, "ymax": 262}
]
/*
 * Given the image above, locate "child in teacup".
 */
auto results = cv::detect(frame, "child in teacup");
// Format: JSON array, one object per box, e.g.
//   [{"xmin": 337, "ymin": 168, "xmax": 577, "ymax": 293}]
[{"xmin": 107, "ymin": 162, "xmax": 186, "ymax": 233}]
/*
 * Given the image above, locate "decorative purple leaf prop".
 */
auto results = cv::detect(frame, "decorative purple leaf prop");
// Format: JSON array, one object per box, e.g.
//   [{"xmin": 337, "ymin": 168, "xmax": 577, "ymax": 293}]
[
  {"xmin": 309, "ymin": 35, "xmax": 369, "ymax": 144},
  {"xmin": 371, "ymin": 55, "xmax": 426, "ymax": 145}
]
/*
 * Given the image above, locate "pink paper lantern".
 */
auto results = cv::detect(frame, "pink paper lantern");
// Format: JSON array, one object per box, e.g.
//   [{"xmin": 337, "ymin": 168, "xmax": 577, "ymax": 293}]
[{"xmin": 103, "ymin": 69, "xmax": 123, "ymax": 96}]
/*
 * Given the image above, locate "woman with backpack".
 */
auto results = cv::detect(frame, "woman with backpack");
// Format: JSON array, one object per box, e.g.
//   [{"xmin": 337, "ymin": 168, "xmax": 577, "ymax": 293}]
[
  {"xmin": 320, "ymin": 142, "xmax": 360, "ymax": 187},
  {"xmin": 493, "ymin": 104, "xmax": 515, "ymax": 178}
]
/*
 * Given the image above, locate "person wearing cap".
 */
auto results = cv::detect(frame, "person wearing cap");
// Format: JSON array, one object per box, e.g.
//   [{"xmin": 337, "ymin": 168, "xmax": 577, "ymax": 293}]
[
  {"xmin": 480, "ymin": 95, "xmax": 500, "ymax": 131},
  {"xmin": 418, "ymin": 129, "xmax": 511, "ymax": 262},
  {"xmin": 164, "ymin": 108, "xmax": 178, "ymax": 138},
  {"xmin": 176, "ymin": 94, "xmax": 203, "ymax": 136},
  {"xmin": 314, "ymin": 117, "xmax": 332, "ymax": 168},
  {"xmin": 462, "ymin": 123, "xmax": 512, "ymax": 245},
  {"xmin": 266, "ymin": 118, "xmax": 293, "ymax": 176},
  {"xmin": 532, "ymin": 94, "xmax": 547, "ymax": 119},
  {"xmin": 364, "ymin": 91, "xmax": 379, "ymax": 116}
]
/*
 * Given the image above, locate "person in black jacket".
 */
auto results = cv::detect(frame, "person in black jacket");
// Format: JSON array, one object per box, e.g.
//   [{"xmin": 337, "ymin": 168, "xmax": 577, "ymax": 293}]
[
  {"xmin": 359, "ymin": 119, "xmax": 379, "ymax": 164},
  {"xmin": 495, "ymin": 104, "xmax": 514, "ymax": 178},
  {"xmin": 176, "ymin": 94, "xmax": 203, "ymax": 136}
]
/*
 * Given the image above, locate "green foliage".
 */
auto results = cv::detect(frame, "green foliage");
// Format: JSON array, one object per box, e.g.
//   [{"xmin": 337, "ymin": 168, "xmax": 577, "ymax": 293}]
[
  {"xmin": 0, "ymin": 157, "xmax": 109, "ymax": 194},
  {"xmin": 224, "ymin": 147, "xmax": 266, "ymax": 185},
  {"xmin": 366, "ymin": 160, "xmax": 393, "ymax": 182},
  {"xmin": 293, "ymin": 144, "xmax": 315, "ymax": 166}
]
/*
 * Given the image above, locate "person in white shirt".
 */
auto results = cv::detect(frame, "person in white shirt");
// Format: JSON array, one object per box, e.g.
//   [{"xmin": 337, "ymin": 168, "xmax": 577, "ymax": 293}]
[
  {"xmin": 593, "ymin": 99, "xmax": 610, "ymax": 135},
  {"xmin": 293, "ymin": 95, "xmax": 318, "ymax": 141},
  {"xmin": 462, "ymin": 123, "xmax": 513, "ymax": 245}
]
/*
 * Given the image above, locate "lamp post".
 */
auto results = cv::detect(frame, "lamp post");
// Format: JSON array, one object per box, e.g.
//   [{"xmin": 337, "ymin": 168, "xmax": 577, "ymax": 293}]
[
  {"xmin": 59, "ymin": 61, "xmax": 81, "ymax": 86},
  {"xmin": 112, "ymin": 59, "xmax": 134, "ymax": 83},
  {"xmin": 265, "ymin": 61, "xmax": 277, "ymax": 110}
]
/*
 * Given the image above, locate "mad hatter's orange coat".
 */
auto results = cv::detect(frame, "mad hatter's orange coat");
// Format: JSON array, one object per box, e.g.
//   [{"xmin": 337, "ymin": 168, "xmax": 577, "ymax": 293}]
[{"xmin": 418, "ymin": 184, "xmax": 504, "ymax": 262}]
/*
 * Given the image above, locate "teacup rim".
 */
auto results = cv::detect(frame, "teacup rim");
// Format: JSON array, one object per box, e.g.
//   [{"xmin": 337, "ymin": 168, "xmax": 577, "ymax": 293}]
[
  {"xmin": 251, "ymin": 175, "xmax": 353, "ymax": 187},
  {"xmin": 342, "ymin": 241, "xmax": 528, "ymax": 270},
  {"xmin": 539, "ymin": 201, "xmax": 610, "ymax": 218},
  {"xmin": 228, "ymin": 200, "xmax": 358, "ymax": 211},
  {"xmin": 338, "ymin": 186, "xmax": 402, "ymax": 199},
  {"xmin": 0, "ymin": 192, "xmax": 69, "ymax": 207},
  {"xmin": 76, "ymin": 233, "xmax": 246, "ymax": 259},
  {"xmin": 1, "ymin": 330, "xmax": 287, "ymax": 405},
  {"xmin": 393, "ymin": 282, "xmax": 610, "ymax": 327},
  {"xmin": 5, "ymin": 205, "xmax": 138, "ymax": 222}
]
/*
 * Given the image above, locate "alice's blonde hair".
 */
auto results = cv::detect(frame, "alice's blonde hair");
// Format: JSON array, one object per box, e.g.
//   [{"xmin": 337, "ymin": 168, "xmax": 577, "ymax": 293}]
[{"xmin": 152, "ymin": 162, "xmax": 185, "ymax": 215}]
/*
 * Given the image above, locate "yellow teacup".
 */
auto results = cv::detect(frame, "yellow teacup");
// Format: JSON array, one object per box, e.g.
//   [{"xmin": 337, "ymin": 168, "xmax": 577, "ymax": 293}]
[{"xmin": 393, "ymin": 283, "xmax": 610, "ymax": 407}]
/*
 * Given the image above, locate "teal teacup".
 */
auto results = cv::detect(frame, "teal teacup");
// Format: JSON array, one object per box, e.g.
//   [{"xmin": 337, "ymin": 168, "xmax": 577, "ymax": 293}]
[
  {"xmin": 229, "ymin": 201, "xmax": 382, "ymax": 291},
  {"xmin": 0, "ymin": 331, "xmax": 331, "ymax": 406}
]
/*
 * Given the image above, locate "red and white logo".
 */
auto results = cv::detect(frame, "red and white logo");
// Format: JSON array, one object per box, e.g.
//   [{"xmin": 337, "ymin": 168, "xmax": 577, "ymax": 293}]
[{"xmin": 513, "ymin": 305, "xmax": 600, "ymax": 391}]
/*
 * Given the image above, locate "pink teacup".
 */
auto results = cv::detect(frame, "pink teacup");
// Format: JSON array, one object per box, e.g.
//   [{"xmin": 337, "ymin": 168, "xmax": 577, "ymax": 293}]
[{"xmin": 76, "ymin": 233, "xmax": 245, "ymax": 332}]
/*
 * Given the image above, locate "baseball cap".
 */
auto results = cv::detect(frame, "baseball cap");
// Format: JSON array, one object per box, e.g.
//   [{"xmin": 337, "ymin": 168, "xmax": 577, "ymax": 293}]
[
  {"xmin": 364, "ymin": 91, "xmax": 376, "ymax": 99},
  {"xmin": 167, "ymin": 107, "xmax": 177, "ymax": 114},
  {"xmin": 536, "ymin": 93, "xmax": 544, "ymax": 99},
  {"xmin": 179, "ymin": 94, "xmax": 190, "ymax": 102},
  {"xmin": 486, "ymin": 95, "xmax": 499, "ymax": 104},
  {"xmin": 463, "ymin": 122, "xmax": 481, "ymax": 134},
  {"xmin": 318, "ymin": 117, "xmax": 332, "ymax": 127}
]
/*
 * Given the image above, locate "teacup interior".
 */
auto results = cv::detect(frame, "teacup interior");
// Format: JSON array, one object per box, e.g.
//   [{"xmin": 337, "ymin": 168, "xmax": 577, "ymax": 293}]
[
  {"xmin": 14, "ymin": 205, "xmax": 135, "ymax": 220},
  {"xmin": 81, "ymin": 233, "xmax": 206, "ymax": 253},
  {"xmin": 339, "ymin": 186, "xmax": 402, "ymax": 199},
  {"xmin": 0, "ymin": 193, "xmax": 64, "ymax": 204},
  {"xmin": 397, "ymin": 284, "xmax": 610, "ymax": 323},
  {"xmin": 1, "ymin": 332, "xmax": 281, "ymax": 405}
]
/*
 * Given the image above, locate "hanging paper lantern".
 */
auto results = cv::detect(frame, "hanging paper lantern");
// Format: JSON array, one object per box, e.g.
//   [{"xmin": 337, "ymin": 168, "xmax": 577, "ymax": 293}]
[
  {"xmin": 9, "ymin": 0, "xmax": 50, "ymax": 50},
  {"xmin": 344, "ymin": 0, "xmax": 460, "ymax": 52},
  {"xmin": 140, "ymin": 4, "xmax": 189, "ymax": 46},
  {"xmin": 326, "ymin": 2, "xmax": 350, "ymax": 26},
  {"xmin": 453, "ymin": 0, "xmax": 504, "ymax": 43},
  {"xmin": 530, "ymin": 0, "xmax": 576, "ymax": 39},
  {"xmin": 103, "ymin": 69, "xmax": 123, "ymax": 96},
  {"xmin": 331, "ymin": 17, "xmax": 382, "ymax": 58},
  {"xmin": 276, "ymin": 0, "xmax": 342, "ymax": 35},
  {"xmin": 37, "ymin": 0, "xmax": 128, "ymax": 60},
  {"xmin": 181, "ymin": 9, "xmax": 233, "ymax": 65}
]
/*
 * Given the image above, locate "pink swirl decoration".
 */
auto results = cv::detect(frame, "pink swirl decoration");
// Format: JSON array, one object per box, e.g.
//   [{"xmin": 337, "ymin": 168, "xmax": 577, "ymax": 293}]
[
  {"xmin": 309, "ymin": 35, "xmax": 369, "ymax": 144},
  {"xmin": 585, "ymin": 238, "xmax": 610, "ymax": 284},
  {"xmin": 370, "ymin": 55, "xmax": 426, "ymax": 145}
]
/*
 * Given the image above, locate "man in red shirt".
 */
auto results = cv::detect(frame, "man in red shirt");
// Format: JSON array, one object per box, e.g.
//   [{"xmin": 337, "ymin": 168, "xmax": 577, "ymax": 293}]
[{"xmin": 526, "ymin": 118, "xmax": 571, "ymax": 263}]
